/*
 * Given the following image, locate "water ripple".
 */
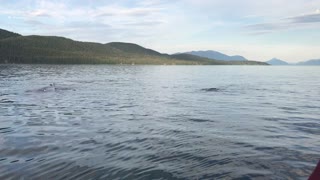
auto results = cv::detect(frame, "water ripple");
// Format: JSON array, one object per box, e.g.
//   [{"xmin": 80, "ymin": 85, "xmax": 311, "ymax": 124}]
[{"xmin": 0, "ymin": 65, "xmax": 319, "ymax": 179}]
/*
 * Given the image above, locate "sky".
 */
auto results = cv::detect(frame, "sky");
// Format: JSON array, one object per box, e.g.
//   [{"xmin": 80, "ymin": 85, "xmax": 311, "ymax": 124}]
[{"xmin": 0, "ymin": 0, "xmax": 320, "ymax": 62}]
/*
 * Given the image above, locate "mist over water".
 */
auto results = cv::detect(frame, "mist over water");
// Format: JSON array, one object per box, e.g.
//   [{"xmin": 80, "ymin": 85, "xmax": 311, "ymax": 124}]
[{"xmin": 0, "ymin": 65, "xmax": 319, "ymax": 179}]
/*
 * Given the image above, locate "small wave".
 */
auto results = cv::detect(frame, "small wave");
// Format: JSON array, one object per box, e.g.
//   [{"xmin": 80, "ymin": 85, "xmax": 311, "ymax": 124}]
[
  {"xmin": 189, "ymin": 118, "xmax": 211, "ymax": 123},
  {"xmin": 201, "ymin": 88, "xmax": 221, "ymax": 92},
  {"xmin": 299, "ymin": 105, "xmax": 320, "ymax": 109},
  {"xmin": 0, "ymin": 99, "xmax": 14, "ymax": 104},
  {"xmin": 233, "ymin": 142, "xmax": 254, "ymax": 148},
  {"xmin": 0, "ymin": 127, "xmax": 14, "ymax": 134},
  {"xmin": 278, "ymin": 107, "xmax": 297, "ymax": 111},
  {"xmin": 79, "ymin": 139, "xmax": 101, "ymax": 145},
  {"xmin": 119, "ymin": 105, "xmax": 139, "ymax": 109},
  {"xmin": 70, "ymin": 80, "xmax": 95, "ymax": 84},
  {"xmin": 293, "ymin": 127, "xmax": 320, "ymax": 135},
  {"xmin": 262, "ymin": 117, "xmax": 289, "ymax": 122},
  {"xmin": 254, "ymin": 146, "xmax": 276, "ymax": 151}
]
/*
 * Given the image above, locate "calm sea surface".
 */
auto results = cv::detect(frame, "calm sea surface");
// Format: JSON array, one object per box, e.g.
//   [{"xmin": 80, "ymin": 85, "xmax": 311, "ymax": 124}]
[{"xmin": 0, "ymin": 65, "xmax": 319, "ymax": 179}]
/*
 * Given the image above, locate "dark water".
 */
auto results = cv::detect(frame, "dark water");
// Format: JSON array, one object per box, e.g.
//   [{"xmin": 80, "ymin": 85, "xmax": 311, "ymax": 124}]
[{"xmin": 0, "ymin": 65, "xmax": 319, "ymax": 179}]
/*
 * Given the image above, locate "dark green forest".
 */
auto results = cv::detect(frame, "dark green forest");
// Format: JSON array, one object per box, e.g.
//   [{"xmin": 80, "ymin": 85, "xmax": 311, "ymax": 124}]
[{"xmin": 0, "ymin": 28, "xmax": 267, "ymax": 65}]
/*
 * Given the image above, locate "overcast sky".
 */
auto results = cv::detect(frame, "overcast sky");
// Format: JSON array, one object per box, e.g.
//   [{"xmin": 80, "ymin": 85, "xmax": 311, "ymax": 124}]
[{"xmin": 1, "ymin": 0, "xmax": 320, "ymax": 62}]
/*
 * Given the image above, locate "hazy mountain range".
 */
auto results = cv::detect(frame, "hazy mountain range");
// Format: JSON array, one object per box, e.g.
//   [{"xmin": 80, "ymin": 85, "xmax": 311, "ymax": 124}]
[
  {"xmin": 266, "ymin": 58, "xmax": 289, "ymax": 65},
  {"xmin": 176, "ymin": 50, "xmax": 319, "ymax": 66},
  {"xmin": 266, "ymin": 58, "xmax": 320, "ymax": 66},
  {"xmin": 180, "ymin": 50, "xmax": 247, "ymax": 61},
  {"xmin": 296, "ymin": 59, "xmax": 320, "ymax": 65},
  {"xmin": 0, "ymin": 28, "xmax": 318, "ymax": 65},
  {"xmin": 0, "ymin": 28, "xmax": 267, "ymax": 65}
]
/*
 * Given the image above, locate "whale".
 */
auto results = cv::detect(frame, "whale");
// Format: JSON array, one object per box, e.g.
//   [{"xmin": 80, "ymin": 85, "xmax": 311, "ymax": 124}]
[
  {"xmin": 25, "ymin": 83, "xmax": 55, "ymax": 93},
  {"xmin": 26, "ymin": 83, "xmax": 75, "ymax": 93}
]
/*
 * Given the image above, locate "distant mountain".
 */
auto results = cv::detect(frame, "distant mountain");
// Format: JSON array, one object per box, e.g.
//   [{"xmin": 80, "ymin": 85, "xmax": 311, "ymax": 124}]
[
  {"xmin": 266, "ymin": 58, "xmax": 289, "ymax": 65},
  {"xmin": 0, "ymin": 28, "xmax": 267, "ymax": 65},
  {"xmin": 182, "ymin": 50, "xmax": 247, "ymax": 61},
  {"xmin": 297, "ymin": 59, "xmax": 320, "ymax": 66}
]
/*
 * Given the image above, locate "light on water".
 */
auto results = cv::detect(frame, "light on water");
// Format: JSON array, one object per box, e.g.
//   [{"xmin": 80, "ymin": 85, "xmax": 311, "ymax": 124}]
[{"xmin": 0, "ymin": 65, "xmax": 319, "ymax": 179}]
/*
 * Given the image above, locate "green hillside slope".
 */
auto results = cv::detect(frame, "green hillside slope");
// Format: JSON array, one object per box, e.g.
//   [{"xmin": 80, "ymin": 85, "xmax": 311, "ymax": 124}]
[
  {"xmin": 0, "ymin": 29, "xmax": 21, "ymax": 40},
  {"xmin": 0, "ymin": 29, "xmax": 267, "ymax": 65}
]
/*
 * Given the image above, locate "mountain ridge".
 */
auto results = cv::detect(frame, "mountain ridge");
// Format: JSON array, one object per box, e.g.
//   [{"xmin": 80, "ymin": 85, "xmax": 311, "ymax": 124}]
[
  {"xmin": 181, "ymin": 50, "xmax": 248, "ymax": 61},
  {"xmin": 0, "ymin": 29, "xmax": 21, "ymax": 40},
  {"xmin": 297, "ymin": 59, "xmax": 320, "ymax": 65},
  {"xmin": 265, "ymin": 57, "xmax": 320, "ymax": 66},
  {"xmin": 0, "ymin": 28, "xmax": 267, "ymax": 65},
  {"xmin": 266, "ymin": 58, "xmax": 289, "ymax": 65}
]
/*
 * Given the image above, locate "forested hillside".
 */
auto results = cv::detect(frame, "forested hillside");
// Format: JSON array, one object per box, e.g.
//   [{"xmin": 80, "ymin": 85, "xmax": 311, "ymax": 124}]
[{"xmin": 0, "ymin": 29, "xmax": 267, "ymax": 65}]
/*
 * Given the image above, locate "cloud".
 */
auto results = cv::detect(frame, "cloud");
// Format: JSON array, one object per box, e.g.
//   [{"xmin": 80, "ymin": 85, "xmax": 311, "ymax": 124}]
[
  {"xmin": 66, "ymin": 21, "xmax": 111, "ymax": 29},
  {"xmin": 123, "ymin": 20, "xmax": 165, "ymax": 27},
  {"xmin": 24, "ymin": 19, "xmax": 44, "ymax": 26},
  {"xmin": 1, "ymin": 0, "xmax": 320, "ymax": 62},
  {"xmin": 95, "ymin": 7, "xmax": 162, "ymax": 18},
  {"xmin": 288, "ymin": 13, "xmax": 320, "ymax": 23},
  {"xmin": 28, "ymin": 9, "xmax": 51, "ymax": 17},
  {"xmin": 246, "ymin": 23, "xmax": 289, "ymax": 31},
  {"xmin": 0, "ymin": 0, "xmax": 169, "ymax": 41},
  {"xmin": 245, "ymin": 22, "xmax": 294, "ymax": 35},
  {"xmin": 245, "ymin": 10, "xmax": 320, "ymax": 34}
]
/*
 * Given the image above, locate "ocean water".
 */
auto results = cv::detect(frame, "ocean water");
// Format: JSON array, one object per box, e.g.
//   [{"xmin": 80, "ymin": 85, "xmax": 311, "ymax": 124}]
[{"xmin": 0, "ymin": 64, "xmax": 319, "ymax": 179}]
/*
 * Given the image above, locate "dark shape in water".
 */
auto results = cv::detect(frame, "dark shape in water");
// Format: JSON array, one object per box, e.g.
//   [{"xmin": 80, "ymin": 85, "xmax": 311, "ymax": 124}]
[
  {"xmin": 26, "ymin": 83, "xmax": 75, "ymax": 93},
  {"xmin": 309, "ymin": 161, "xmax": 320, "ymax": 180},
  {"xmin": 26, "ymin": 84, "xmax": 56, "ymax": 93},
  {"xmin": 201, "ymin": 88, "xmax": 220, "ymax": 92}
]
